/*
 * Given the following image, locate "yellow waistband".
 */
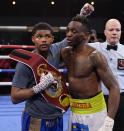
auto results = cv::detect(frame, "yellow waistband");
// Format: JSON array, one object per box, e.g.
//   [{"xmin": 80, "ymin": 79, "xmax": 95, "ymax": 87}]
[{"xmin": 70, "ymin": 92, "xmax": 106, "ymax": 115}]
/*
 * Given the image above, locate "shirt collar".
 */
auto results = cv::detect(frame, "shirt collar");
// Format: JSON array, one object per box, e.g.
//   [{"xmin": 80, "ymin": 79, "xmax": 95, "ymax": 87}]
[{"xmin": 105, "ymin": 40, "xmax": 120, "ymax": 45}]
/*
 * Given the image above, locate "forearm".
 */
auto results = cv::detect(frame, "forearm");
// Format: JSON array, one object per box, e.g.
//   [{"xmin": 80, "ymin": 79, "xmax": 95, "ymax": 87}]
[
  {"xmin": 107, "ymin": 87, "xmax": 120, "ymax": 119},
  {"xmin": 11, "ymin": 86, "xmax": 35, "ymax": 104},
  {"xmin": 98, "ymin": 87, "xmax": 119, "ymax": 131},
  {"xmin": 11, "ymin": 72, "xmax": 54, "ymax": 104}
]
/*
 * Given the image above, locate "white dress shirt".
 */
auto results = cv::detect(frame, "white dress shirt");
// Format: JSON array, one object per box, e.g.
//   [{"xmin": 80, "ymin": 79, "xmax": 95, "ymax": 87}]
[{"xmin": 88, "ymin": 41, "xmax": 124, "ymax": 95}]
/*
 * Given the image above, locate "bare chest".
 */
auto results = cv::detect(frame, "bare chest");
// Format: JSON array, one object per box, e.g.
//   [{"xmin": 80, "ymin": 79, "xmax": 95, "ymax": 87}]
[{"xmin": 67, "ymin": 55, "xmax": 93, "ymax": 77}]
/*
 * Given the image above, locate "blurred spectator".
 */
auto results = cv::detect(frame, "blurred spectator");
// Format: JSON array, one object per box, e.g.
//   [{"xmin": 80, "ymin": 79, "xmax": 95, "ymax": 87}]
[{"xmin": 89, "ymin": 29, "xmax": 103, "ymax": 43}]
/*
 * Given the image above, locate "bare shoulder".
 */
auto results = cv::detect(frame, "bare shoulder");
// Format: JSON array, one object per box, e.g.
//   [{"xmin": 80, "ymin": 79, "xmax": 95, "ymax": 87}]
[
  {"xmin": 61, "ymin": 46, "xmax": 72, "ymax": 58},
  {"xmin": 89, "ymin": 49, "xmax": 108, "ymax": 69},
  {"xmin": 62, "ymin": 46, "xmax": 71, "ymax": 53}
]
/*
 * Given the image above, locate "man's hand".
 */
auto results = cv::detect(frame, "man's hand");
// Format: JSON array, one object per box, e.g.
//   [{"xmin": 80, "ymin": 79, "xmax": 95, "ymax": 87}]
[
  {"xmin": 33, "ymin": 72, "xmax": 54, "ymax": 94},
  {"xmin": 80, "ymin": 3, "xmax": 94, "ymax": 17},
  {"xmin": 98, "ymin": 116, "xmax": 114, "ymax": 131}
]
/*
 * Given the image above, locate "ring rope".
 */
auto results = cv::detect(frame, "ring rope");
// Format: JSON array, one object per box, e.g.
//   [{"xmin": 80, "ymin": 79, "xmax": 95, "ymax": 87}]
[
  {"xmin": 0, "ymin": 82, "xmax": 12, "ymax": 86},
  {"xmin": 0, "ymin": 69, "xmax": 15, "ymax": 73},
  {"xmin": 0, "ymin": 68, "xmax": 68, "ymax": 86},
  {"xmin": 0, "ymin": 47, "xmax": 68, "ymax": 86},
  {"xmin": 0, "ymin": 55, "xmax": 10, "ymax": 59},
  {"xmin": 0, "ymin": 45, "xmax": 35, "ymax": 49},
  {"xmin": 0, "ymin": 82, "xmax": 69, "ymax": 86},
  {"xmin": 0, "ymin": 69, "xmax": 67, "ymax": 73}
]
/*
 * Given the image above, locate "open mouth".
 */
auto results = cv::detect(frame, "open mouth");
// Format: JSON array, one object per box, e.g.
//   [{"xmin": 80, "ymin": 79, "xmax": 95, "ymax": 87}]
[
  {"xmin": 66, "ymin": 39, "xmax": 72, "ymax": 43},
  {"xmin": 40, "ymin": 44, "xmax": 48, "ymax": 48}
]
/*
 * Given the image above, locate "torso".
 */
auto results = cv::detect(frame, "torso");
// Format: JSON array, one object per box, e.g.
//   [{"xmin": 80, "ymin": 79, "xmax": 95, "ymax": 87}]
[{"xmin": 62, "ymin": 45, "xmax": 101, "ymax": 99}]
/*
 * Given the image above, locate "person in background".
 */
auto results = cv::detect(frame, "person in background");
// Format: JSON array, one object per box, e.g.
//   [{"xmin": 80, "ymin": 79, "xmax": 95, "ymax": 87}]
[
  {"xmin": 89, "ymin": 29, "xmax": 102, "ymax": 43},
  {"xmin": 61, "ymin": 14, "xmax": 120, "ymax": 131},
  {"xmin": 82, "ymin": 3, "xmax": 124, "ymax": 131}
]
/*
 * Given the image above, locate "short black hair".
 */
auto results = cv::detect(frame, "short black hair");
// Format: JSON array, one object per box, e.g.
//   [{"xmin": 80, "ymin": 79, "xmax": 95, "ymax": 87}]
[
  {"xmin": 32, "ymin": 22, "xmax": 54, "ymax": 36},
  {"xmin": 72, "ymin": 14, "xmax": 92, "ymax": 33}
]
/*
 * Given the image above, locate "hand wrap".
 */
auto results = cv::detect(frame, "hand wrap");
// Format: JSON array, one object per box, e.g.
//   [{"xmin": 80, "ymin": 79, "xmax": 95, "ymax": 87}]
[
  {"xmin": 33, "ymin": 72, "xmax": 54, "ymax": 94},
  {"xmin": 80, "ymin": 3, "xmax": 94, "ymax": 17},
  {"xmin": 98, "ymin": 116, "xmax": 114, "ymax": 131}
]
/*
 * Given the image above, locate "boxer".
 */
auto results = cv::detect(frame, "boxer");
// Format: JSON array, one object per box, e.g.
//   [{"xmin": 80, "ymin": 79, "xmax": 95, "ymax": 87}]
[
  {"xmin": 61, "ymin": 14, "xmax": 120, "ymax": 131},
  {"xmin": 9, "ymin": 49, "xmax": 69, "ymax": 112}
]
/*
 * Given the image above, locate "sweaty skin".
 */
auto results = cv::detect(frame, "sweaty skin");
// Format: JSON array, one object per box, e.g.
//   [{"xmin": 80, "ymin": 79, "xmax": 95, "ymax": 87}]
[
  {"xmin": 62, "ymin": 45, "xmax": 116, "ymax": 98},
  {"xmin": 62, "ymin": 20, "xmax": 120, "ymax": 119},
  {"xmin": 62, "ymin": 44, "xmax": 119, "ymax": 118}
]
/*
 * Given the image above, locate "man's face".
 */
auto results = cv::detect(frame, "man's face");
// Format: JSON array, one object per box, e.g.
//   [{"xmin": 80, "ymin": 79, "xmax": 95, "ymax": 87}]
[
  {"xmin": 66, "ymin": 21, "xmax": 89, "ymax": 46},
  {"xmin": 104, "ymin": 20, "xmax": 121, "ymax": 45},
  {"xmin": 32, "ymin": 30, "xmax": 54, "ymax": 52}
]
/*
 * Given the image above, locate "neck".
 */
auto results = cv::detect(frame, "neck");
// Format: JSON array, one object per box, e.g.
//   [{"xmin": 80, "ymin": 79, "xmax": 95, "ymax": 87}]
[
  {"xmin": 106, "ymin": 41, "xmax": 119, "ymax": 45},
  {"xmin": 72, "ymin": 42, "xmax": 87, "ymax": 53},
  {"xmin": 37, "ymin": 50, "xmax": 50, "ymax": 60}
]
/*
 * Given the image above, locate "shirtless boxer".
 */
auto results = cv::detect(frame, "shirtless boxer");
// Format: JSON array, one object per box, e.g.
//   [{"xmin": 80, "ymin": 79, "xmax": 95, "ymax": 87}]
[{"xmin": 61, "ymin": 15, "xmax": 120, "ymax": 131}]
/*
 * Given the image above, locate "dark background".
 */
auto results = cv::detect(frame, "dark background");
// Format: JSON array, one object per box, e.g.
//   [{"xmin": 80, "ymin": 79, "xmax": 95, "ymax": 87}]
[
  {"xmin": 0, "ymin": 0, "xmax": 124, "ymax": 43},
  {"xmin": 0, "ymin": 0, "xmax": 124, "ymax": 94}
]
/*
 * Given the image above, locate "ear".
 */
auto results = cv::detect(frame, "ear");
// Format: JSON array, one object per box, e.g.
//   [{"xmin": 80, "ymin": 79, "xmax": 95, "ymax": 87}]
[
  {"xmin": 87, "ymin": 33, "xmax": 91, "ymax": 42},
  {"xmin": 104, "ymin": 29, "xmax": 106, "ymax": 36},
  {"xmin": 32, "ymin": 36, "xmax": 35, "ymax": 43},
  {"xmin": 51, "ymin": 35, "xmax": 54, "ymax": 43},
  {"xmin": 86, "ymin": 32, "xmax": 90, "ymax": 39}
]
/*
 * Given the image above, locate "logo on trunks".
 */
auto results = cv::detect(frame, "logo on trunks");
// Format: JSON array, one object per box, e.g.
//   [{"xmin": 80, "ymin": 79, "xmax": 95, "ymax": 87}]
[
  {"xmin": 37, "ymin": 64, "xmax": 63, "ymax": 98},
  {"xmin": 118, "ymin": 59, "xmax": 124, "ymax": 70},
  {"xmin": 70, "ymin": 102, "xmax": 92, "ymax": 109},
  {"xmin": 72, "ymin": 123, "xmax": 89, "ymax": 130}
]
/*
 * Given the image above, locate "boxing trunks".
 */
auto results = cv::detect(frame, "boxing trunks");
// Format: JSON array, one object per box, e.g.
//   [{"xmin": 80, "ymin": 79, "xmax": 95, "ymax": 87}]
[
  {"xmin": 9, "ymin": 49, "xmax": 69, "ymax": 113},
  {"xmin": 22, "ymin": 110, "xmax": 63, "ymax": 131},
  {"xmin": 68, "ymin": 92, "xmax": 107, "ymax": 131}
]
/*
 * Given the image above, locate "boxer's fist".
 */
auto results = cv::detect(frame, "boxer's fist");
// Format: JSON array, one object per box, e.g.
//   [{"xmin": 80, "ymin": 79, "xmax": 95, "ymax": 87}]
[
  {"xmin": 33, "ymin": 72, "xmax": 54, "ymax": 93},
  {"xmin": 80, "ymin": 3, "xmax": 94, "ymax": 17},
  {"xmin": 98, "ymin": 116, "xmax": 114, "ymax": 131}
]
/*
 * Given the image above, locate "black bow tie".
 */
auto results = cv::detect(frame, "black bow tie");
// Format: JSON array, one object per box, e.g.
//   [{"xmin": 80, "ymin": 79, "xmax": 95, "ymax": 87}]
[{"xmin": 106, "ymin": 45, "xmax": 117, "ymax": 51}]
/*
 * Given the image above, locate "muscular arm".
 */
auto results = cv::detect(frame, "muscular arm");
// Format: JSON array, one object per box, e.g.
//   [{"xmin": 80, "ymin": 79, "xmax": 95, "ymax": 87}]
[
  {"xmin": 11, "ymin": 86, "xmax": 35, "ymax": 104},
  {"xmin": 90, "ymin": 50, "xmax": 120, "ymax": 119},
  {"xmin": 11, "ymin": 63, "xmax": 36, "ymax": 104}
]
